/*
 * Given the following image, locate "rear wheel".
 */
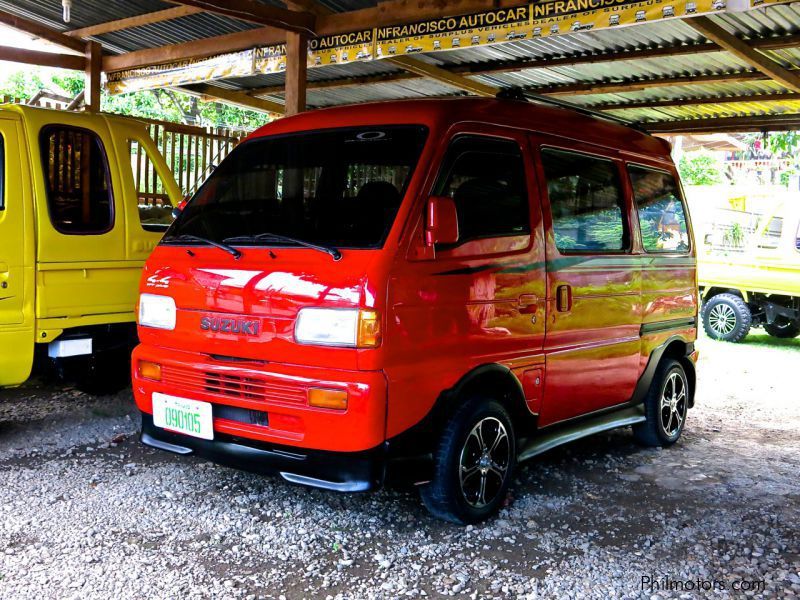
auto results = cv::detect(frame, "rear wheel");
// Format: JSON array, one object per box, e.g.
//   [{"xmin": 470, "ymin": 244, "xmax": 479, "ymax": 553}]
[
  {"xmin": 421, "ymin": 397, "xmax": 515, "ymax": 524},
  {"xmin": 701, "ymin": 293, "xmax": 751, "ymax": 342},
  {"xmin": 633, "ymin": 359, "xmax": 689, "ymax": 447},
  {"xmin": 764, "ymin": 318, "xmax": 800, "ymax": 339}
]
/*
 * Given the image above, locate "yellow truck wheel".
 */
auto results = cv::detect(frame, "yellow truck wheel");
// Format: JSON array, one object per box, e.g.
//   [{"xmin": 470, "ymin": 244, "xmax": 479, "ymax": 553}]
[
  {"xmin": 764, "ymin": 319, "xmax": 800, "ymax": 339},
  {"xmin": 701, "ymin": 293, "xmax": 752, "ymax": 343}
]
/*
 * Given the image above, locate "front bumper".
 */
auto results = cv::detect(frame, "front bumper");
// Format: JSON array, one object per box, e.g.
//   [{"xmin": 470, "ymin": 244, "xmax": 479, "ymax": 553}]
[
  {"xmin": 141, "ymin": 413, "xmax": 385, "ymax": 491},
  {"xmin": 132, "ymin": 344, "xmax": 388, "ymax": 453}
]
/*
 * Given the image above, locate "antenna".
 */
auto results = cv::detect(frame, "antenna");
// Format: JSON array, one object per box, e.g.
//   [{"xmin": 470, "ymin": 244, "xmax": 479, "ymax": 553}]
[{"xmin": 496, "ymin": 86, "xmax": 645, "ymax": 132}]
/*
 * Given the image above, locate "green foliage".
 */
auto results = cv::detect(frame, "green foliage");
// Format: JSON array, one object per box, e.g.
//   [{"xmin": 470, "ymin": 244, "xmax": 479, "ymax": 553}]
[
  {"xmin": 0, "ymin": 68, "xmax": 266, "ymax": 130},
  {"xmin": 722, "ymin": 222, "xmax": 745, "ymax": 248},
  {"xmin": 767, "ymin": 131, "xmax": 800, "ymax": 156},
  {"xmin": 678, "ymin": 152, "xmax": 723, "ymax": 186}
]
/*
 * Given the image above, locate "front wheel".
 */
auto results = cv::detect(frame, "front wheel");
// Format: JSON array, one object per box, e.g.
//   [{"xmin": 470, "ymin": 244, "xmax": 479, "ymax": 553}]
[
  {"xmin": 764, "ymin": 319, "xmax": 800, "ymax": 339},
  {"xmin": 633, "ymin": 359, "xmax": 690, "ymax": 447},
  {"xmin": 421, "ymin": 397, "xmax": 516, "ymax": 524},
  {"xmin": 701, "ymin": 293, "xmax": 751, "ymax": 342}
]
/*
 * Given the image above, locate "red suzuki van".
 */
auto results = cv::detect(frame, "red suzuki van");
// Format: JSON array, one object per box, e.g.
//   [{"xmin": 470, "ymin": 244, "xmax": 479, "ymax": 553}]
[{"xmin": 132, "ymin": 96, "xmax": 698, "ymax": 523}]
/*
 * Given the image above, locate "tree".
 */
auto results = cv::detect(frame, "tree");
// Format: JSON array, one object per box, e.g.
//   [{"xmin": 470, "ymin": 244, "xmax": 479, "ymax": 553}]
[
  {"xmin": 678, "ymin": 152, "xmax": 723, "ymax": 186},
  {"xmin": 1, "ymin": 68, "xmax": 267, "ymax": 130}
]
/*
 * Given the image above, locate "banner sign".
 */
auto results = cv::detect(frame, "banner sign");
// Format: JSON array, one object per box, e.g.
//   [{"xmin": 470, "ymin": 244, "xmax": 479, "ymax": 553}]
[
  {"xmin": 106, "ymin": 49, "xmax": 255, "ymax": 95},
  {"xmin": 528, "ymin": 0, "xmax": 727, "ymax": 38},
  {"xmin": 309, "ymin": 30, "xmax": 374, "ymax": 67},
  {"xmin": 254, "ymin": 44, "xmax": 287, "ymax": 75},
  {"xmin": 375, "ymin": 6, "xmax": 530, "ymax": 58},
  {"xmin": 106, "ymin": 0, "xmax": 766, "ymax": 94}
]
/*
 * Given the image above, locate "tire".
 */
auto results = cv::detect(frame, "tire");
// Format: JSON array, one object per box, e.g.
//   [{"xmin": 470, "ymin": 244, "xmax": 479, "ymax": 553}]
[
  {"xmin": 420, "ymin": 397, "xmax": 516, "ymax": 524},
  {"xmin": 633, "ymin": 359, "xmax": 689, "ymax": 447},
  {"xmin": 764, "ymin": 319, "xmax": 800, "ymax": 339},
  {"xmin": 71, "ymin": 348, "xmax": 132, "ymax": 396},
  {"xmin": 701, "ymin": 293, "xmax": 751, "ymax": 342}
]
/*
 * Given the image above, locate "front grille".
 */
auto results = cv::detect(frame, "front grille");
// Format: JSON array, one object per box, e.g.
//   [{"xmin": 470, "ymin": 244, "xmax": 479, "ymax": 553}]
[
  {"xmin": 214, "ymin": 404, "xmax": 268, "ymax": 427},
  {"xmin": 160, "ymin": 365, "xmax": 307, "ymax": 405}
]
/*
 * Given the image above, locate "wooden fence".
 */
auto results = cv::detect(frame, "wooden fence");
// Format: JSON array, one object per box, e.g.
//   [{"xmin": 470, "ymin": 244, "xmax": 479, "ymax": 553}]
[
  {"xmin": 2, "ymin": 94, "xmax": 248, "ymax": 198},
  {"xmin": 143, "ymin": 120, "xmax": 247, "ymax": 198}
]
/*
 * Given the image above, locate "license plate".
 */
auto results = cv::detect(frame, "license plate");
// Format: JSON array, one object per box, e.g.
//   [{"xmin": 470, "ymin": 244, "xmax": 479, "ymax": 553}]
[{"xmin": 152, "ymin": 392, "xmax": 214, "ymax": 440}]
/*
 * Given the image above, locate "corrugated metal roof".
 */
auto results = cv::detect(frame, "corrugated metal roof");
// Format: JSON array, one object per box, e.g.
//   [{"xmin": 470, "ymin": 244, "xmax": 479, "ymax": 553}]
[{"xmin": 0, "ymin": 0, "xmax": 797, "ymax": 130}]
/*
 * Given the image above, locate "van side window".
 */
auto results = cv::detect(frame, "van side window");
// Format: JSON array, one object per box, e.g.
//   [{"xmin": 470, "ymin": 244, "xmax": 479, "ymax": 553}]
[
  {"xmin": 129, "ymin": 138, "xmax": 174, "ymax": 232},
  {"xmin": 41, "ymin": 126, "xmax": 114, "ymax": 234},
  {"xmin": 541, "ymin": 149, "xmax": 628, "ymax": 253},
  {"xmin": 434, "ymin": 136, "xmax": 529, "ymax": 245},
  {"xmin": 758, "ymin": 217, "xmax": 783, "ymax": 250},
  {"xmin": 629, "ymin": 166, "xmax": 690, "ymax": 253}
]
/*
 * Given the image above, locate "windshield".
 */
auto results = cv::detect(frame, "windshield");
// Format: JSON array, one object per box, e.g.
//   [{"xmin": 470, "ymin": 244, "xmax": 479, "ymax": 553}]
[{"xmin": 164, "ymin": 125, "xmax": 428, "ymax": 249}]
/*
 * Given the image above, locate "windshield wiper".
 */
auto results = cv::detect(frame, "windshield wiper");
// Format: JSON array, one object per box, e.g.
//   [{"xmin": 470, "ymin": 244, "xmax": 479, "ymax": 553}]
[
  {"xmin": 166, "ymin": 234, "xmax": 242, "ymax": 259},
  {"xmin": 224, "ymin": 232, "xmax": 342, "ymax": 261}
]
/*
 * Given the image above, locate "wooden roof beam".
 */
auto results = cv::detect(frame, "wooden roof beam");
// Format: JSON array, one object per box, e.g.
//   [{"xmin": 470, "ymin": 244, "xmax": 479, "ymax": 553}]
[
  {"xmin": 103, "ymin": 26, "xmax": 284, "ymax": 72},
  {"xmin": 104, "ymin": 0, "xmax": 530, "ymax": 72},
  {"xmin": 644, "ymin": 113, "xmax": 800, "ymax": 134},
  {"xmin": 385, "ymin": 56, "xmax": 498, "ymax": 97},
  {"xmin": 687, "ymin": 16, "xmax": 800, "ymax": 94},
  {"xmin": 186, "ymin": 83, "xmax": 285, "ymax": 115},
  {"xmin": 0, "ymin": 10, "xmax": 85, "ymax": 53},
  {"xmin": 0, "ymin": 45, "xmax": 84, "ymax": 70},
  {"xmin": 592, "ymin": 91, "xmax": 800, "ymax": 111},
  {"xmin": 170, "ymin": 0, "xmax": 315, "ymax": 34},
  {"xmin": 244, "ymin": 33, "xmax": 800, "ymax": 98},
  {"xmin": 533, "ymin": 71, "xmax": 770, "ymax": 96},
  {"xmin": 66, "ymin": 6, "xmax": 204, "ymax": 38}
]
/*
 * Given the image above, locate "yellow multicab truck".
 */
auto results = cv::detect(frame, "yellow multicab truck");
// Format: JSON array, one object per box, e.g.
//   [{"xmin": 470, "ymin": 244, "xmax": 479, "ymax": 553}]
[
  {"xmin": 699, "ymin": 201, "xmax": 800, "ymax": 342},
  {"xmin": 0, "ymin": 105, "xmax": 181, "ymax": 392}
]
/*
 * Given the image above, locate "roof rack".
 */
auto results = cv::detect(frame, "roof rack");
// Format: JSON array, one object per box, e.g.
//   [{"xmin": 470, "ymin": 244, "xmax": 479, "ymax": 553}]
[{"xmin": 496, "ymin": 86, "xmax": 646, "ymax": 133}]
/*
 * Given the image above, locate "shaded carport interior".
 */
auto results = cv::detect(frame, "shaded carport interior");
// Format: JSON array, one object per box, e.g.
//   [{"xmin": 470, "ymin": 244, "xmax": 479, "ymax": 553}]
[{"xmin": 0, "ymin": 0, "xmax": 798, "ymax": 135}]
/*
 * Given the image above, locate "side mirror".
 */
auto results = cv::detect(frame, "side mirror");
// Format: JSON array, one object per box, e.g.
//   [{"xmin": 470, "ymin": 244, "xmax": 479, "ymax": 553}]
[{"xmin": 425, "ymin": 196, "xmax": 459, "ymax": 246}]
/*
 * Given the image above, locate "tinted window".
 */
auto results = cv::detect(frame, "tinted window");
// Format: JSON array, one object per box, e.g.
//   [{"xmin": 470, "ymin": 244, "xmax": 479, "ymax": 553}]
[
  {"xmin": 542, "ymin": 149, "xmax": 628, "ymax": 253},
  {"xmin": 629, "ymin": 166, "xmax": 690, "ymax": 253},
  {"xmin": 41, "ymin": 126, "xmax": 113, "ymax": 234},
  {"xmin": 129, "ymin": 138, "xmax": 174, "ymax": 232},
  {"xmin": 166, "ymin": 126, "xmax": 427, "ymax": 249},
  {"xmin": 434, "ymin": 136, "xmax": 529, "ymax": 245}
]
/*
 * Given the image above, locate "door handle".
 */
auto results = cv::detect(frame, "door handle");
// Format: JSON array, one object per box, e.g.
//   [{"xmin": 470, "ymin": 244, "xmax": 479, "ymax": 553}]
[
  {"xmin": 556, "ymin": 284, "xmax": 572, "ymax": 312},
  {"xmin": 518, "ymin": 294, "xmax": 538, "ymax": 314}
]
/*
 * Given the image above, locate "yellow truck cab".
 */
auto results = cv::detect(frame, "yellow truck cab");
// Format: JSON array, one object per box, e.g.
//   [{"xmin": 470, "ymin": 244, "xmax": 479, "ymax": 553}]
[
  {"xmin": 699, "ymin": 200, "xmax": 800, "ymax": 342},
  {"xmin": 0, "ymin": 105, "xmax": 181, "ymax": 392}
]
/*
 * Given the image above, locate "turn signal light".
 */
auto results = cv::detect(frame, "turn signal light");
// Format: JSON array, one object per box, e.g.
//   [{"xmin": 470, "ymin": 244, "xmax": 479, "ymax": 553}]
[
  {"xmin": 138, "ymin": 360, "xmax": 162, "ymax": 381},
  {"xmin": 357, "ymin": 309, "xmax": 381, "ymax": 348},
  {"xmin": 308, "ymin": 388, "xmax": 348, "ymax": 410}
]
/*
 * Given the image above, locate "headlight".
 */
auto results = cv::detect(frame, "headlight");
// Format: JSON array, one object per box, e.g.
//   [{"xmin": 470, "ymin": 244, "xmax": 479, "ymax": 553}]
[
  {"xmin": 138, "ymin": 293, "xmax": 177, "ymax": 330},
  {"xmin": 294, "ymin": 308, "xmax": 381, "ymax": 348}
]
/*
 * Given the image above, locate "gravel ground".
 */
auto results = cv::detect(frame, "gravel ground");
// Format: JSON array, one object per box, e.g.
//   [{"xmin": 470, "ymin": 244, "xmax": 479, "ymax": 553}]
[{"xmin": 1, "ymin": 333, "xmax": 798, "ymax": 599}]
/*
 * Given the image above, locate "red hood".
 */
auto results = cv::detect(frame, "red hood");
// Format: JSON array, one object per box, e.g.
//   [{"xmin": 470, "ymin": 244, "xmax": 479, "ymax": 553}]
[{"xmin": 138, "ymin": 246, "xmax": 383, "ymax": 369}]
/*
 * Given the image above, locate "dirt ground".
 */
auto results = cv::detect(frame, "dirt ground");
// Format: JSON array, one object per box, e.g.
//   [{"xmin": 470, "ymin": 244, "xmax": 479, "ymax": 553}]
[{"xmin": 0, "ymin": 332, "xmax": 798, "ymax": 599}]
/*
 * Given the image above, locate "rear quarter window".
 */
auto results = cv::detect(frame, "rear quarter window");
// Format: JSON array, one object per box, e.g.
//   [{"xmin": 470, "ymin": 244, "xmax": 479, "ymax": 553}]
[
  {"xmin": 629, "ymin": 165, "xmax": 690, "ymax": 253},
  {"xmin": 40, "ymin": 125, "xmax": 114, "ymax": 235}
]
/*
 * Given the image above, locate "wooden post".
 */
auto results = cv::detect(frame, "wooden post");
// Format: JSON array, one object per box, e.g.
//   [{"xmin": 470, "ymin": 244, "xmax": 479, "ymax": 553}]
[
  {"xmin": 285, "ymin": 32, "xmax": 307, "ymax": 116},
  {"xmin": 84, "ymin": 41, "xmax": 102, "ymax": 111}
]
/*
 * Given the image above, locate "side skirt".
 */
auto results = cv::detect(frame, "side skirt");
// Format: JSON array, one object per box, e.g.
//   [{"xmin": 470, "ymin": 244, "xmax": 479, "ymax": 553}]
[{"xmin": 517, "ymin": 405, "xmax": 646, "ymax": 463}]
